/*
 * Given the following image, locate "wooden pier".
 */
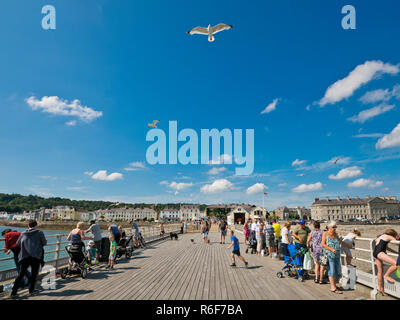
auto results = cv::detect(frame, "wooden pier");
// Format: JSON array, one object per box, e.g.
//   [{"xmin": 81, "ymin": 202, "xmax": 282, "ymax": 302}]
[{"xmin": 12, "ymin": 231, "xmax": 368, "ymax": 300}]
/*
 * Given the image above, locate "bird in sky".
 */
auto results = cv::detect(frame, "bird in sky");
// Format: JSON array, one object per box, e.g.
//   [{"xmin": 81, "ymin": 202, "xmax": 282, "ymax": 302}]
[
  {"xmin": 148, "ymin": 120, "xmax": 160, "ymax": 128},
  {"xmin": 187, "ymin": 23, "xmax": 234, "ymax": 42},
  {"xmin": 333, "ymin": 157, "xmax": 342, "ymax": 164}
]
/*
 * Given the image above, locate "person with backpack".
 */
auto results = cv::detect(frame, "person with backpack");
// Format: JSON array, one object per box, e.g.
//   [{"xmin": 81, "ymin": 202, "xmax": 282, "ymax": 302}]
[
  {"xmin": 10, "ymin": 220, "xmax": 47, "ymax": 298},
  {"xmin": 202, "ymin": 220, "xmax": 209, "ymax": 244}
]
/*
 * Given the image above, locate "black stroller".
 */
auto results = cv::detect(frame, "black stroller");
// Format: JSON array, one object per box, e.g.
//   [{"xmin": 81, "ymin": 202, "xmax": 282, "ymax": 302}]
[
  {"xmin": 116, "ymin": 235, "xmax": 134, "ymax": 259},
  {"xmin": 245, "ymin": 230, "xmax": 257, "ymax": 254},
  {"xmin": 60, "ymin": 243, "xmax": 90, "ymax": 279}
]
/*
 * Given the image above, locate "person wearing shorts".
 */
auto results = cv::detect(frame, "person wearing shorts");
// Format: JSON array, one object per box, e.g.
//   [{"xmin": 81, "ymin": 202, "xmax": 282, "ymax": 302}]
[
  {"xmin": 202, "ymin": 222, "xmax": 209, "ymax": 244},
  {"xmin": 218, "ymin": 218, "xmax": 228, "ymax": 244},
  {"xmin": 227, "ymin": 230, "xmax": 248, "ymax": 268},
  {"xmin": 106, "ymin": 235, "xmax": 117, "ymax": 269}
]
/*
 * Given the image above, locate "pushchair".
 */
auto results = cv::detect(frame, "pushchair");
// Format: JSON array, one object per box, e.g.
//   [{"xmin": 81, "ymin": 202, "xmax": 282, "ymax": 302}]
[
  {"xmin": 245, "ymin": 231, "xmax": 257, "ymax": 254},
  {"xmin": 116, "ymin": 235, "xmax": 134, "ymax": 259},
  {"xmin": 60, "ymin": 243, "xmax": 90, "ymax": 279},
  {"xmin": 276, "ymin": 243, "xmax": 309, "ymax": 282}
]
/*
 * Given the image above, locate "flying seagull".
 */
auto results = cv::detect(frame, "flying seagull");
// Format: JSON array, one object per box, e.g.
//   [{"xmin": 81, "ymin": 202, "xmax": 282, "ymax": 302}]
[
  {"xmin": 148, "ymin": 120, "xmax": 160, "ymax": 128},
  {"xmin": 333, "ymin": 157, "xmax": 341, "ymax": 164},
  {"xmin": 187, "ymin": 23, "xmax": 234, "ymax": 42}
]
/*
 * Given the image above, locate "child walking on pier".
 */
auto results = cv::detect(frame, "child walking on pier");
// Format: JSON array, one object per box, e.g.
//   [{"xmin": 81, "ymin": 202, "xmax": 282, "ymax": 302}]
[
  {"xmin": 227, "ymin": 230, "xmax": 248, "ymax": 268},
  {"xmin": 107, "ymin": 235, "xmax": 117, "ymax": 269}
]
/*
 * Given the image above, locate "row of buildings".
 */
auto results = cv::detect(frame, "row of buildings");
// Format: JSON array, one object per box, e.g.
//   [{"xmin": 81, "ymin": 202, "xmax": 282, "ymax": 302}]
[
  {"xmin": 2, "ymin": 195, "xmax": 399, "ymax": 224},
  {"xmin": 310, "ymin": 196, "xmax": 400, "ymax": 221}
]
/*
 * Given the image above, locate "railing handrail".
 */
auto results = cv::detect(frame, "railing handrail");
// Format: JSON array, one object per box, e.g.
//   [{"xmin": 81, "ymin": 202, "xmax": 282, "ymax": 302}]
[{"xmin": 0, "ymin": 224, "xmax": 180, "ymax": 272}]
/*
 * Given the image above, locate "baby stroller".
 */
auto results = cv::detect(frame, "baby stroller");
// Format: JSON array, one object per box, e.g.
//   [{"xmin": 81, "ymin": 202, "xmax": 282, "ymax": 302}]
[
  {"xmin": 276, "ymin": 243, "xmax": 309, "ymax": 282},
  {"xmin": 116, "ymin": 235, "xmax": 134, "ymax": 259},
  {"xmin": 137, "ymin": 232, "xmax": 146, "ymax": 248},
  {"xmin": 60, "ymin": 243, "xmax": 90, "ymax": 279},
  {"xmin": 245, "ymin": 231, "xmax": 257, "ymax": 254}
]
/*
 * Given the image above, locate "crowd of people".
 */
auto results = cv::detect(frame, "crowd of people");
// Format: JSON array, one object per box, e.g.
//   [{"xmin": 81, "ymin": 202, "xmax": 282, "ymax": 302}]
[
  {"xmin": 1, "ymin": 218, "xmax": 168, "ymax": 298},
  {"xmin": 241, "ymin": 218, "xmax": 400, "ymax": 296},
  {"xmin": 2, "ymin": 217, "xmax": 400, "ymax": 298}
]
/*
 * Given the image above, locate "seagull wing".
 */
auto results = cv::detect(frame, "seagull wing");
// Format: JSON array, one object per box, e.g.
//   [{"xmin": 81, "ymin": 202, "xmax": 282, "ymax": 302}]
[
  {"xmin": 187, "ymin": 27, "xmax": 209, "ymax": 35},
  {"xmin": 211, "ymin": 23, "xmax": 233, "ymax": 34}
]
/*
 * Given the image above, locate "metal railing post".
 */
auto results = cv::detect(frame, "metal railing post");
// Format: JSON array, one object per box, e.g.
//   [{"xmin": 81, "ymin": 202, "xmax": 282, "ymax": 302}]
[
  {"xmin": 369, "ymin": 239, "xmax": 378, "ymax": 300},
  {"xmin": 54, "ymin": 235, "xmax": 61, "ymax": 272}
]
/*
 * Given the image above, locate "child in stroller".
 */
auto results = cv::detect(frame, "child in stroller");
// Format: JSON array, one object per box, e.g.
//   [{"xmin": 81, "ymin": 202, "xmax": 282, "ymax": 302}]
[
  {"xmin": 276, "ymin": 243, "xmax": 309, "ymax": 282},
  {"xmin": 61, "ymin": 243, "xmax": 90, "ymax": 279},
  {"xmin": 245, "ymin": 230, "xmax": 257, "ymax": 254}
]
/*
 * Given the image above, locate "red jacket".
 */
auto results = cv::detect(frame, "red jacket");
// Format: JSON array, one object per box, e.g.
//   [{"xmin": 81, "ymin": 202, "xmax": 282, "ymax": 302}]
[{"xmin": 4, "ymin": 231, "xmax": 21, "ymax": 250}]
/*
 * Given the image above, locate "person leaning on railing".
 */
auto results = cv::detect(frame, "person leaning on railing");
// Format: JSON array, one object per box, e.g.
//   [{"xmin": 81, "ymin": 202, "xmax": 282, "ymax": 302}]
[
  {"xmin": 1, "ymin": 228, "xmax": 32, "ymax": 286},
  {"xmin": 372, "ymin": 229, "xmax": 399, "ymax": 296},
  {"xmin": 68, "ymin": 222, "xmax": 93, "ymax": 248}
]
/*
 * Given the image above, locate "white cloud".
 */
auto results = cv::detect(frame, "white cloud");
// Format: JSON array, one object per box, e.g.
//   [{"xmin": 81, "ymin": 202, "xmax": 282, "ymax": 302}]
[
  {"xmin": 348, "ymin": 178, "xmax": 383, "ymax": 188},
  {"xmin": 124, "ymin": 161, "xmax": 147, "ymax": 171},
  {"xmin": 292, "ymin": 182, "xmax": 322, "ymax": 193},
  {"xmin": 66, "ymin": 120, "xmax": 77, "ymax": 126},
  {"xmin": 246, "ymin": 183, "xmax": 268, "ymax": 195},
  {"xmin": 376, "ymin": 123, "xmax": 400, "ymax": 149},
  {"xmin": 278, "ymin": 183, "xmax": 288, "ymax": 187},
  {"xmin": 292, "ymin": 159, "xmax": 307, "ymax": 166},
  {"xmin": 200, "ymin": 179, "xmax": 234, "ymax": 194},
  {"xmin": 26, "ymin": 96, "xmax": 102, "ymax": 122},
  {"xmin": 353, "ymin": 133, "xmax": 384, "ymax": 138},
  {"xmin": 207, "ymin": 167, "xmax": 227, "ymax": 175},
  {"xmin": 261, "ymin": 98, "xmax": 279, "ymax": 114},
  {"xmin": 318, "ymin": 60, "xmax": 399, "ymax": 106},
  {"xmin": 168, "ymin": 181, "xmax": 193, "ymax": 191},
  {"xmin": 359, "ymin": 88, "xmax": 392, "ymax": 104},
  {"xmin": 297, "ymin": 173, "xmax": 305, "ymax": 177},
  {"xmin": 300, "ymin": 156, "xmax": 351, "ymax": 171},
  {"xmin": 160, "ymin": 180, "xmax": 169, "ymax": 185},
  {"xmin": 84, "ymin": 171, "xmax": 94, "ymax": 176},
  {"xmin": 91, "ymin": 170, "xmax": 123, "ymax": 181},
  {"xmin": 347, "ymin": 103, "xmax": 395, "ymax": 123},
  {"xmin": 209, "ymin": 154, "xmax": 233, "ymax": 165},
  {"xmin": 67, "ymin": 186, "xmax": 87, "ymax": 191},
  {"xmin": 329, "ymin": 166, "xmax": 363, "ymax": 180}
]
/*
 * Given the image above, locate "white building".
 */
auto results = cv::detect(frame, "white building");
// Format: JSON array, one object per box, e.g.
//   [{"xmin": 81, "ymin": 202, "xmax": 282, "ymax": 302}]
[
  {"xmin": 95, "ymin": 207, "xmax": 157, "ymax": 222},
  {"xmin": 311, "ymin": 196, "xmax": 400, "ymax": 221},
  {"xmin": 227, "ymin": 205, "xmax": 267, "ymax": 226},
  {"xmin": 160, "ymin": 208, "xmax": 180, "ymax": 222},
  {"xmin": 179, "ymin": 204, "xmax": 203, "ymax": 221}
]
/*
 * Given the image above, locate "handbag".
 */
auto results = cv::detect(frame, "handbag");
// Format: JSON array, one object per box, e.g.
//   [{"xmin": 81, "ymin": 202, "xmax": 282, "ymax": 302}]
[{"xmin": 303, "ymin": 251, "xmax": 312, "ymax": 270}]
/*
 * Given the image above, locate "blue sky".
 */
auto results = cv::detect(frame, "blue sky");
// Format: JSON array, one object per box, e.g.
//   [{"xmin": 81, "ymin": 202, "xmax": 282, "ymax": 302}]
[{"xmin": 1, "ymin": 0, "xmax": 400, "ymax": 209}]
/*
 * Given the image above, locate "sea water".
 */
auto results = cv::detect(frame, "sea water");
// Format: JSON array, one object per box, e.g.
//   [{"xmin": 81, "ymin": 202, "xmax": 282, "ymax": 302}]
[{"xmin": 0, "ymin": 226, "xmax": 69, "ymax": 272}]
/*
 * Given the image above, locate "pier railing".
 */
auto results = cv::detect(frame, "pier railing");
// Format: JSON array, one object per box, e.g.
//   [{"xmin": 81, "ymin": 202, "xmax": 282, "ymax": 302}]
[
  {"xmin": 341, "ymin": 237, "xmax": 400, "ymax": 300},
  {"xmin": 0, "ymin": 224, "xmax": 180, "ymax": 284}
]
